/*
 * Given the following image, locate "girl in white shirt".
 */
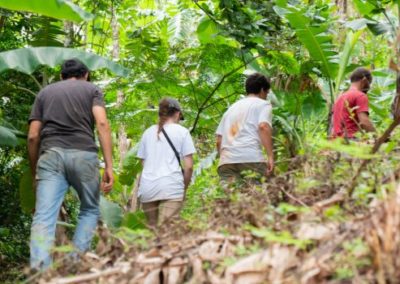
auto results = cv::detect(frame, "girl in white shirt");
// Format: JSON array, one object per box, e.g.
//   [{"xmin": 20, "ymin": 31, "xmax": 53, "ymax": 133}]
[{"xmin": 137, "ymin": 98, "xmax": 196, "ymax": 227}]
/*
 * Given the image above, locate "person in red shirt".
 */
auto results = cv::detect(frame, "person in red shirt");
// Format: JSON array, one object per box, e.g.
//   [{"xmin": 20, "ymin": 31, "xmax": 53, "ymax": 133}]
[{"xmin": 331, "ymin": 67, "xmax": 376, "ymax": 138}]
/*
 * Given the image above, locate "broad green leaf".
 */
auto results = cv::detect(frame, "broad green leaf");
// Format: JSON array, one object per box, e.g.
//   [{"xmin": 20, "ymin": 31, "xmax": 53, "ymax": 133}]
[
  {"xmin": 100, "ymin": 196, "xmax": 123, "ymax": 229},
  {"xmin": 353, "ymin": 0, "xmax": 378, "ymax": 16},
  {"xmin": 275, "ymin": 203, "xmax": 310, "ymax": 215},
  {"xmin": 274, "ymin": 114, "xmax": 303, "ymax": 146},
  {"xmin": 119, "ymin": 145, "xmax": 142, "ymax": 186},
  {"xmin": 249, "ymin": 226, "xmax": 311, "ymax": 249},
  {"xmin": 367, "ymin": 22, "xmax": 391, "ymax": 35},
  {"xmin": 0, "ymin": 125, "xmax": 18, "ymax": 147},
  {"xmin": 345, "ymin": 19, "xmax": 371, "ymax": 31},
  {"xmin": 121, "ymin": 211, "xmax": 146, "ymax": 230},
  {"xmin": 276, "ymin": 5, "xmax": 338, "ymax": 79},
  {"xmin": 196, "ymin": 18, "xmax": 239, "ymax": 47},
  {"xmin": 0, "ymin": 47, "xmax": 129, "ymax": 77},
  {"xmin": 316, "ymin": 139, "xmax": 378, "ymax": 159},
  {"xmin": 29, "ymin": 17, "xmax": 66, "ymax": 47},
  {"xmin": 275, "ymin": 0, "xmax": 288, "ymax": 7},
  {"xmin": 369, "ymin": 100, "xmax": 388, "ymax": 118},
  {"xmin": 268, "ymin": 51, "xmax": 300, "ymax": 75},
  {"xmin": 197, "ymin": 18, "xmax": 218, "ymax": 44},
  {"xmin": 350, "ymin": 1, "xmax": 391, "ymax": 35},
  {"xmin": 0, "ymin": 0, "xmax": 93, "ymax": 22},
  {"xmin": 52, "ymin": 245, "xmax": 75, "ymax": 253},
  {"xmin": 334, "ymin": 30, "xmax": 363, "ymax": 97},
  {"xmin": 19, "ymin": 167, "xmax": 35, "ymax": 214},
  {"xmin": 56, "ymin": 221, "xmax": 76, "ymax": 228}
]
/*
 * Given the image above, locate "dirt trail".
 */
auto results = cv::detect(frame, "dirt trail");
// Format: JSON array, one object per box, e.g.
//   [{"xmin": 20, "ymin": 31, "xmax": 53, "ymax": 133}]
[{"xmin": 34, "ymin": 154, "xmax": 400, "ymax": 283}]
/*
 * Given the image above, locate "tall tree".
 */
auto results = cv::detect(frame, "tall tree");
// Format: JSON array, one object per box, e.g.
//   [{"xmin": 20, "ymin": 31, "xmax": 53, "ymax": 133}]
[{"xmin": 111, "ymin": 2, "xmax": 128, "ymax": 168}]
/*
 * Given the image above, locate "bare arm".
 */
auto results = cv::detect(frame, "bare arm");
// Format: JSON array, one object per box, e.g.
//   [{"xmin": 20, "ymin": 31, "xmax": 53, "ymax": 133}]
[
  {"xmin": 258, "ymin": 122, "xmax": 274, "ymax": 173},
  {"xmin": 28, "ymin": 120, "xmax": 42, "ymax": 179},
  {"xmin": 93, "ymin": 105, "xmax": 114, "ymax": 192},
  {"xmin": 216, "ymin": 135, "xmax": 222, "ymax": 156},
  {"xmin": 183, "ymin": 154, "xmax": 194, "ymax": 194},
  {"xmin": 357, "ymin": 112, "xmax": 375, "ymax": 132}
]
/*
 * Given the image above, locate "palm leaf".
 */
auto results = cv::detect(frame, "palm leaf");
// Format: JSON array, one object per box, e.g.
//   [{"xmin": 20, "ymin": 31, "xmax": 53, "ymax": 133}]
[
  {"xmin": 0, "ymin": 0, "xmax": 93, "ymax": 22},
  {"xmin": 0, "ymin": 47, "xmax": 129, "ymax": 77},
  {"xmin": 334, "ymin": 30, "xmax": 363, "ymax": 96},
  {"xmin": 167, "ymin": 6, "xmax": 196, "ymax": 46},
  {"xmin": 274, "ymin": 5, "xmax": 338, "ymax": 79},
  {"xmin": 29, "ymin": 17, "xmax": 66, "ymax": 47},
  {"xmin": 0, "ymin": 125, "xmax": 18, "ymax": 146}
]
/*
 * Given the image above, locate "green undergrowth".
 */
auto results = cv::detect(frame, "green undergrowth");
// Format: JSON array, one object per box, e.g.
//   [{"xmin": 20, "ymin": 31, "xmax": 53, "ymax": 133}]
[{"xmin": 181, "ymin": 163, "xmax": 225, "ymax": 230}]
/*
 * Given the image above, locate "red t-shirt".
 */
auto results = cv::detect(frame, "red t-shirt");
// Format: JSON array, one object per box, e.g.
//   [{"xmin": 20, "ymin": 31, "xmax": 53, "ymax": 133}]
[{"xmin": 331, "ymin": 88, "xmax": 369, "ymax": 138}]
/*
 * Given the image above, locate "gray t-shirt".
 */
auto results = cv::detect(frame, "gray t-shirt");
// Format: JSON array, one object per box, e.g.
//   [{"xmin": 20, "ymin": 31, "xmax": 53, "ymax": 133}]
[{"xmin": 29, "ymin": 79, "xmax": 105, "ymax": 153}]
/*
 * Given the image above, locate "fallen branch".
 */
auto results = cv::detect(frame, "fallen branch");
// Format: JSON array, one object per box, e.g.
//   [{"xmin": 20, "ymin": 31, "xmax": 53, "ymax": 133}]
[
  {"xmin": 313, "ymin": 189, "xmax": 346, "ymax": 211},
  {"xmin": 49, "ymin": 266, "xmax": 128, "ymax": 284},
  {"xmin": 279, "ymin": 186, "xmax": 309, "ymax": 207}
]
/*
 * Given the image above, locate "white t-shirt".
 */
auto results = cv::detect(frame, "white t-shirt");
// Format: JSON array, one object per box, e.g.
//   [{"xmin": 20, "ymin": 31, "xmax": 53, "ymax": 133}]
[
  {"xmin": 137, "ymin": 123, "xmax": 196, "ymax": 203},
  {"xmin": 216, "ymin": 96, "xmax": 272, "ymax": 166}
]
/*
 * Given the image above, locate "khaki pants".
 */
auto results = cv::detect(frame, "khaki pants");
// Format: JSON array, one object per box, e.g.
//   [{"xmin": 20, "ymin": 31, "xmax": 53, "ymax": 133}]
[
  {"xmin": 218, "ymin": 162, "xmax": 267, "ymax": 184},
  {"xmin": 142, "ymin": 199, "xmax": 182, "ymax": 227}
]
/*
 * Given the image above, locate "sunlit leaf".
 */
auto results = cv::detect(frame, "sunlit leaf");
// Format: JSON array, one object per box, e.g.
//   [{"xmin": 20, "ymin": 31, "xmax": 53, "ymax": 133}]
[
  {"xmin": 0, "ymin": 47, "xmax": 129, "ymax": 77},
  {"xmin": 0, "ymin": 0, "xmax": 94, "ymax": 22},
  {"xmin": 316, "ymin": 139, "xmax": 378, "ymax": 159}
]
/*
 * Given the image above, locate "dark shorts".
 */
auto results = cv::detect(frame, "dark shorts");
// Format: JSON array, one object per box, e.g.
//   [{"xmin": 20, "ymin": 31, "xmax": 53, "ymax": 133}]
[{"xmin": 217, "ymin": 162, "xmax": 267, "ymax": 183}]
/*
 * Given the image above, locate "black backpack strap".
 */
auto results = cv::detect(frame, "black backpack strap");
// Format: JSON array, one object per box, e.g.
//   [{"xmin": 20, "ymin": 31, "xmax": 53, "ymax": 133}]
[{"xmin": 161, "ymin": 128, "xmax": 184, "ymax": 173}]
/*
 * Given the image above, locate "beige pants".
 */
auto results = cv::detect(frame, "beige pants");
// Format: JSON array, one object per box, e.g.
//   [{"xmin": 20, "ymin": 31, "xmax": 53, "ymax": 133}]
[
  {"xmin": 218, "ymin": 162, "xmax": 267, "ymax": 184},
  {"xmin": 142, "ymin": 199, "xmax": 182, "ymax": 227}
]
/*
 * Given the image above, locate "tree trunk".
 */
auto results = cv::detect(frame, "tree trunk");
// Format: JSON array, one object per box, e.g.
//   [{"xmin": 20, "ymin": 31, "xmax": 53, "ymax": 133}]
[
  {"xmin": 335, "ymin": 0, "xmax": 348, "ymax": 20},
  {"xmin": 111, "ymin": 5, "xmax": 129, "ymax": 168},
  {"xmin": 0, "ymin": 16, "xmax": 6, "ymax": 35},
  {"xmin": 63, "ymin": 21, "xmax": 74, "ymax": 47}
]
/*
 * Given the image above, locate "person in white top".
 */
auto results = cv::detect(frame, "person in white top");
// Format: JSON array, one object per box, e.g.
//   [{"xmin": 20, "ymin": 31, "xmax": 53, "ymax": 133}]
[
  {"xmin": 137, "ymin": 98, "xmax": 196, "ymax": 226},
  {"xmin": 216, "ymin": 73, "xmax": 274, "ymax": 183}
]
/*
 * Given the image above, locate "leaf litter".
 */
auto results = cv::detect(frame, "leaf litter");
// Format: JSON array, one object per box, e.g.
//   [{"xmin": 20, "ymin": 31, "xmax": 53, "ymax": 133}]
[{"xmin": 31, "ymin": 152, "xmax": 400, "ymax": 283}]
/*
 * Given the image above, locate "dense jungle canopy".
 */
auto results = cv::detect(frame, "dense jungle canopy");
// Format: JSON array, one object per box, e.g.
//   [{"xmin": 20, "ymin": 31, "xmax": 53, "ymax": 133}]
[{"xmin": 2, "ymin": 0, "xmax": 400, "ymax": 283}]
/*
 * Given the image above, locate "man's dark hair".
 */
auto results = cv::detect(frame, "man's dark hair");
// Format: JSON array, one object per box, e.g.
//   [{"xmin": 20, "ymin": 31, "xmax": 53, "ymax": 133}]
[
  {"xmin": 61, "ymin": 59, "xmax": 89, "ymax": 80},
  {"xmin": 350, "ymin": 67, "xmax": 372, "ymax": 83},
  {"xmin": 245, "ymin": 73, "xmax": 271, "ymax": 94}
]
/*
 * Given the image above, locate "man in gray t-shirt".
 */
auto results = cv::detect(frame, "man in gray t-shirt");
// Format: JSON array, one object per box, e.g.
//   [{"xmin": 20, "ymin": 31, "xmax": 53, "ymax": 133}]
[
  {"xmin": 28, "ymin": 59, "xmax": 114, "ymax": 270},
  {"xmin": 29, "ymin": 77, "xmax": 105, "ymax": 153}
]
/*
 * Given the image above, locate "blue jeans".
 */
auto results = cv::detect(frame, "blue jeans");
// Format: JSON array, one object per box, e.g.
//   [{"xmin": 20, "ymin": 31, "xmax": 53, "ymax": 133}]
[{"xmin": 30, "ymin": 147, "xmax": 100, "ymax": 269}]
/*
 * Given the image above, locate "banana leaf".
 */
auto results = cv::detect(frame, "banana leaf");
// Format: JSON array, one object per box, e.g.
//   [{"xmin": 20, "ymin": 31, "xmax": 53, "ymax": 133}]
[
  {"xmin": 0, "ymin": 0, "xmax": 93, "ymax": 22},
  {"xmin": 0, "ymin": 47, "xmax": 129, "ymax": 77}
]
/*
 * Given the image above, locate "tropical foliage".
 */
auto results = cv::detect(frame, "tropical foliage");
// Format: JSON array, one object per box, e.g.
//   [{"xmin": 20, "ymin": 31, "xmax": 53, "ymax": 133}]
[{"xmin": 1, "ymin": 0, "xmax": 400, "ymax": 282}]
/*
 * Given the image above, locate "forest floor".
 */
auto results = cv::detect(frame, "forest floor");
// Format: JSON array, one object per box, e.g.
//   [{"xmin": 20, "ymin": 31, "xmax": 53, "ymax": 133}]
[{"xmin": 25, "ymin": 143, "xmax": 400, "ymax": 284}]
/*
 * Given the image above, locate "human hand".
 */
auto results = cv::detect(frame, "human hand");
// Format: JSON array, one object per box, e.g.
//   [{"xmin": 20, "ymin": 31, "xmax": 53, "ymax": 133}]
[
  {"xmin": 266, "ymin": 158, "xmax": 274, "ymax": 176},
  {"xmin": 101, "ymin": 167, "xmax": 114, "ymax": 194}
]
